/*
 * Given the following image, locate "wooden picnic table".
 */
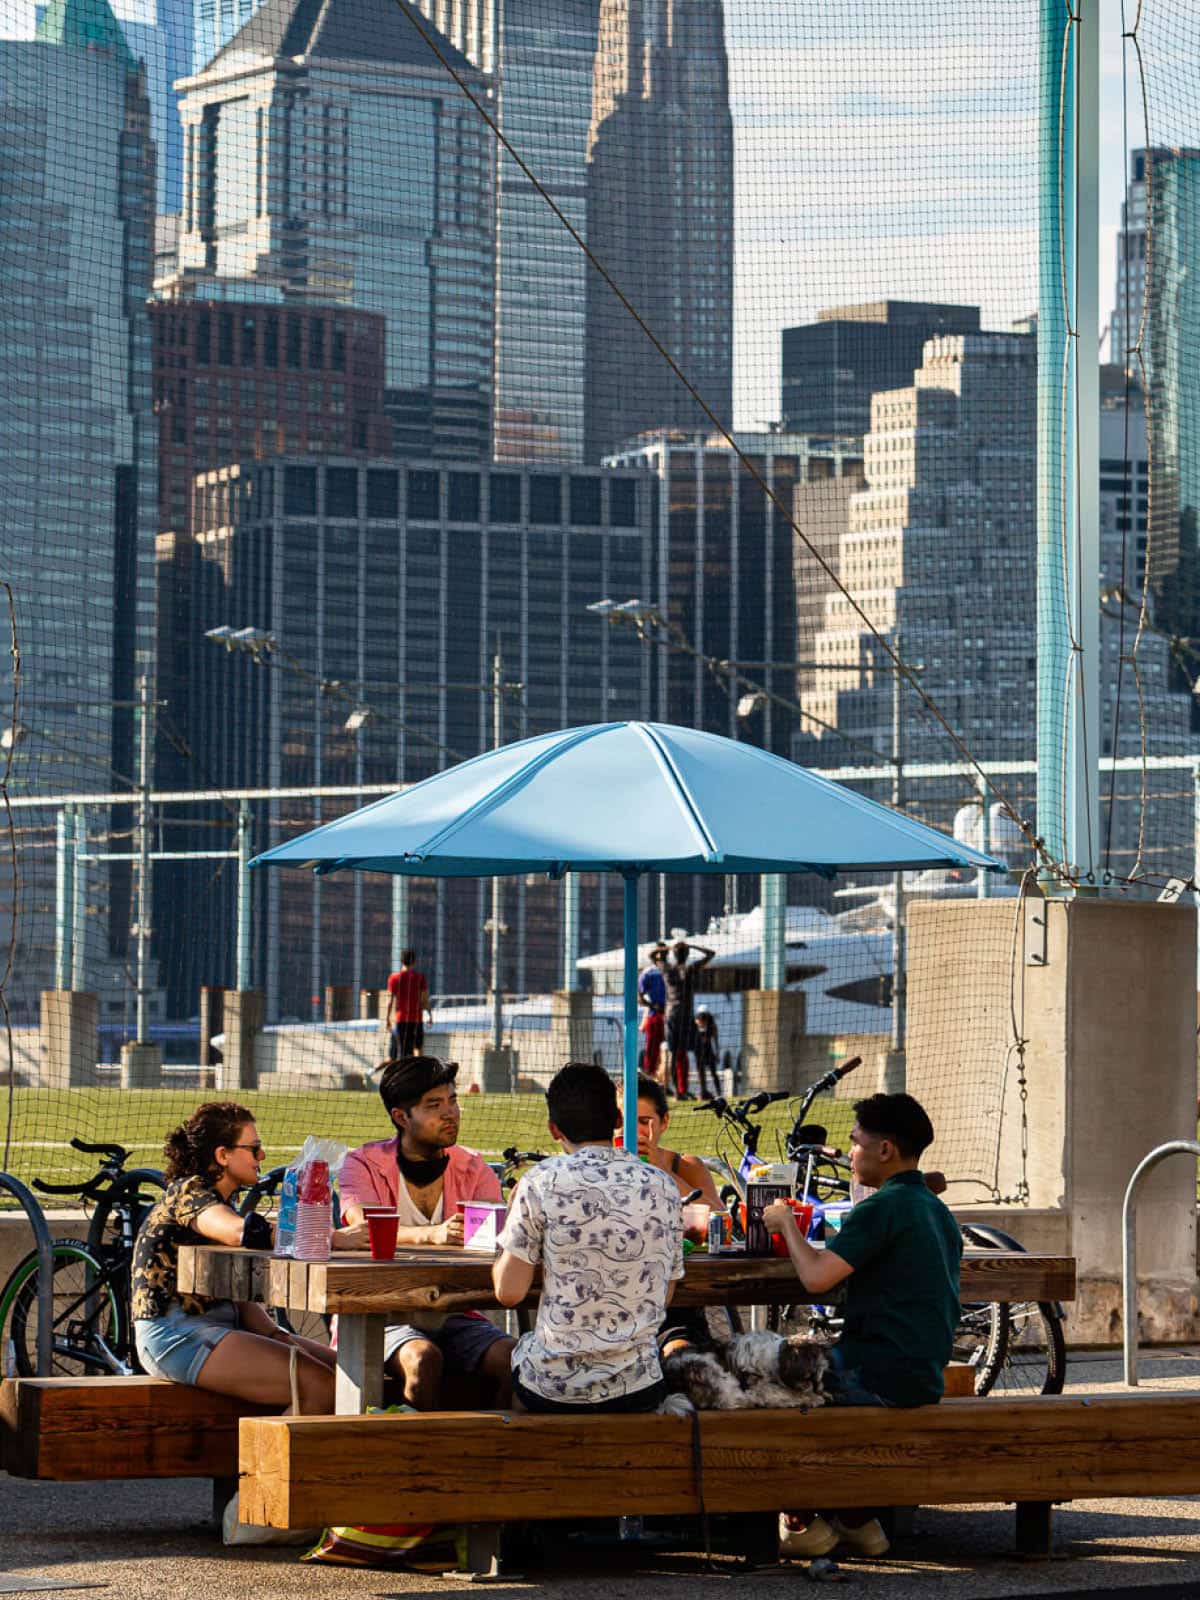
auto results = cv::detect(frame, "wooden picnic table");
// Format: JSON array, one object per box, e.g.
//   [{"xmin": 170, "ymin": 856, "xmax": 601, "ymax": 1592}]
[{"xmin": 178, "ymin": 1244, "xmax": 1076, "ymax": 1413}]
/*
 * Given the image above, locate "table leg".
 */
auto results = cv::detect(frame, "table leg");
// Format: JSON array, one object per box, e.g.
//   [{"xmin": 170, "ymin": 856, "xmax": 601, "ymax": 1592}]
[{"xmin": 335, "ymin": 1313, "xmax": 386, "ymax": 1413}]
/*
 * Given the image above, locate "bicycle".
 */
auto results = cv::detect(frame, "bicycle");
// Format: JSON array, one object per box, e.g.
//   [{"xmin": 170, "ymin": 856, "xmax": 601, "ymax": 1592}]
[
  {"xmin": 0, "ymin": 1138, "xmax": 165, "ymax": 1377},
  {"xmin": 696, "ymin": 1072, "xmax": 1066, "ymax": 1396}
]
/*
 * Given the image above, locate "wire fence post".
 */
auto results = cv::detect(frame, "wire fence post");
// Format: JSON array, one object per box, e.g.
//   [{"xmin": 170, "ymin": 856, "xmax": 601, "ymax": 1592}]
[
  {"xmin": 70, "ymin": 806, "xmax": 87, "ymax": 991},
  {"xmin": 54, "ymin": 803, "xmax": 73, "ymax": 990},
  {"xmin": 236, "ymin": 802, "xmax": 252, "ymax": 991}
]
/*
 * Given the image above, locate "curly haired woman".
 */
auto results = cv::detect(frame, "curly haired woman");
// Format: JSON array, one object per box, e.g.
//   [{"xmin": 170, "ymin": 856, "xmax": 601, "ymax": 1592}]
[{"xmin": 131, "ymin": 1101, "xmax": 364, "ymax": 1411}]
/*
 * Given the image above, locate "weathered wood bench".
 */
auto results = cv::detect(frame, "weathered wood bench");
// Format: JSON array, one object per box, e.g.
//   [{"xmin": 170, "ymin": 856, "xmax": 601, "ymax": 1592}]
[
  {"xmin": 238, "ymin": 1392, "xmax": 1200, "ymax": 1561},
  {"xmin": 0, "ymin": 1370, "xmax": 497, "ymax": 1485},
  {"xmin": 0, "ymin": 1375, "xmax": 274, "ymax": 1482}
]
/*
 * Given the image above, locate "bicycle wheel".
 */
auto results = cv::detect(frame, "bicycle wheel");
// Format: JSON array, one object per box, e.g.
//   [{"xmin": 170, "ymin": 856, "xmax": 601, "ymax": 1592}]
[
  {"xmin": 953, "ymin": 1300, "xmax": 1009, "ymax": 1394},
  {"xmin": 1, "ymin": 1242, "xmax": 123, "ymax": 1377},
  {"xmin": 979, "ymin": 1302, "xmax": 1066, "ymax": 1395}
]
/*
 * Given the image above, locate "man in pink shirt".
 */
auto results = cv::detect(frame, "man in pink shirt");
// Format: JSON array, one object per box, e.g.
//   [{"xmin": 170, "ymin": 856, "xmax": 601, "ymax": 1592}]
[{"xmin": 340, "ymin": 1057, "xmax": 513, "ymax": 1408}]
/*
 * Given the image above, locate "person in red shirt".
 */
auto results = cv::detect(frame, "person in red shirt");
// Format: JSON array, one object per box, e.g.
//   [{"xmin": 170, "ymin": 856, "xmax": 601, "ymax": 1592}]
[{"xmin": 386, "ymin": 949, "xmax": 430, "ymax": 1059}]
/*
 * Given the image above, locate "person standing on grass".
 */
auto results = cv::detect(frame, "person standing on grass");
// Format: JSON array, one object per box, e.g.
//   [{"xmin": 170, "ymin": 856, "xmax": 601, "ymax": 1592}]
[
  {"xmin": 637, "ymin": 943, "xmax": 668, "ymax": 1081},
  {"xmin": 763, "ymin": 1091, "xmax": 962, "ymax": 1561},
  {"xmin": 132, "ymin": 1101, "xmax": 366, "ymax": 1411},
  {"xmin": 692, "ymin": 1006, "xmax": 721, "ymax": 1099},
  {"xmin": 385, "ymin": 948, "xmax": 430, "ymax": 1059},
  {"xmin": 339, "ymin": 1056, "xmax": 514, "ymax": 1409},
  {"xmin": 662, "ymin": 939, "xmax": 714, "ymax": 1099},
  {"xmin": 493, "ymin": 1061, "xmax": 683, "ymax": 1413}
]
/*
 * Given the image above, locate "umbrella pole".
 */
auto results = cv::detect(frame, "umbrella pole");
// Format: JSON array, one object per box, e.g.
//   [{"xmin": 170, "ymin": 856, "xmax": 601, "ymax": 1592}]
[{"xmin": 622, "ymin": 873, "xmax": 639, "ymax": 1153}]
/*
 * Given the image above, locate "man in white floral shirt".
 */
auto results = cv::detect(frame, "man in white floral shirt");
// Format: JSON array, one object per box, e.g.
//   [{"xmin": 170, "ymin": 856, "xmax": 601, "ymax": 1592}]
[{"xmin": 493, "ymin": 1061, "xmax": 684, "ymax": 1412}]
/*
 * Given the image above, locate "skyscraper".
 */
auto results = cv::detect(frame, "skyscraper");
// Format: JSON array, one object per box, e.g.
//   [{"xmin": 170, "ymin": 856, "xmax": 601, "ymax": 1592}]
[
  {"xmin": 584, "ymin": 0, "xmax": 733, "ymax": 463},
  {"xmin": 1143, "ymin": 147, "xmax": 1200, "ymax": 650},
  {"xmin": 0, "ymin": 0, "xmax": 157, "ymax": 1017},
  {"xmin": 408, "ymin": 0, "xmax": 599, "ymax": 463},
  {"xmin": 176, "ymin": 0, "xmax": 496, "ymax": 458},
  {"xmin": 780, "ymin": 301, "xmax": 981, "ymax": 439},
  {"xmin": 793, "ymin": 332, "xmax": 1190, "ymax": 870}
]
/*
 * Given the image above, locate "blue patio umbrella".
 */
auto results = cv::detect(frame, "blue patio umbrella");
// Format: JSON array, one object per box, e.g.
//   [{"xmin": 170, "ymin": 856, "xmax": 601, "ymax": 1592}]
[{"xmin": 251, "ymin": 721, "xmax": 1004, "ymax": 1149}]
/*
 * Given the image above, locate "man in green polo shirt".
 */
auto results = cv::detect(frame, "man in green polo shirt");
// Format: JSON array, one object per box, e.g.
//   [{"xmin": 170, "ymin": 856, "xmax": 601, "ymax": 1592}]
[{"xmin": 763, "ymin": 1091, "xmax": 961, "ymax": 1561}]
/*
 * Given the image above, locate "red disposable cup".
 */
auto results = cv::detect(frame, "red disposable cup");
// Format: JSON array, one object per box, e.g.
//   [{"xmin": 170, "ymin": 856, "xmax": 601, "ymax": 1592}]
[
  {"xmin": 769, "ymin": 1199, "xmax": 815, "ymax": 1256},
  {"xmin": 366, "ymin": 1211, "xmax": 400, "ymax": 1261},
  {"xmin": 361, "ymin": 1204, "xmax": 393, "ymax": 1217}
]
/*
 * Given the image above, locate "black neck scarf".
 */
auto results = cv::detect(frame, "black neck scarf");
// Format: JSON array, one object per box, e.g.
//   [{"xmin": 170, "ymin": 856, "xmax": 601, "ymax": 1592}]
[{"xmin": 397, "ymin": 1145, "xmax": 449, "ymax": 1187}]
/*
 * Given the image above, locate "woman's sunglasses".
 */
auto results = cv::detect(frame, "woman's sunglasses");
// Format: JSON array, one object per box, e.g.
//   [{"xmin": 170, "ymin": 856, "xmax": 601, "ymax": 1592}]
[{"xmin": 230, "ymin": 1141, "xmax": 265, "ymax": 1158}]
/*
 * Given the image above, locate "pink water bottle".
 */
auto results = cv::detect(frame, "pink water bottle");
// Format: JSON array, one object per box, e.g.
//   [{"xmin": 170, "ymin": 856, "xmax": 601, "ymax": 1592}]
[{"xmin": 293, "ymin": 1159, "xmax": 332, "ymax": 1261}]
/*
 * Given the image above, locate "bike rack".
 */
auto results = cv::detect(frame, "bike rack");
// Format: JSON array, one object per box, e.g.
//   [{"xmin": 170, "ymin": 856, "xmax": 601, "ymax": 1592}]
[
  {"xmin": 1121, "ymin": 1139, "xmax": 1200, "ymax": 1387},
  {"xmin": 0, "ymin": 1170, "xmax": 55, "ymax": 1376}
]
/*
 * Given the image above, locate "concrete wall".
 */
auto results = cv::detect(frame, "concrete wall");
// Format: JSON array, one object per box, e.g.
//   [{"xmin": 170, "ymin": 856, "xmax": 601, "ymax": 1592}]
[{"xmin": 908, "ymin": 895, "xmax": 1199, "ymax": 1343}]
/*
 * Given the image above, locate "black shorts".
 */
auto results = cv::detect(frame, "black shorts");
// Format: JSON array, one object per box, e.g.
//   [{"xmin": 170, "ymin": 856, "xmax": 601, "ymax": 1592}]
[
  {"xmin": 513, "ymin": 1375, "xmax": 667, "ymax": 1415},
  {"xmin": 389, "ymin": 1020, "xmax": 424, "ymax": 1058},
  {"xmin": 664, "ymin": 1014, "xmax": 692, "ymax": 1054},
  {"xmin": 658, "ymin": 1308, "xmax": 711, "ymax": 1352}
]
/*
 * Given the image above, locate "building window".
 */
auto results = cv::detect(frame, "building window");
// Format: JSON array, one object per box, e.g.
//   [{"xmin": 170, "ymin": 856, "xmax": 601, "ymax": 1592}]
[
  {"xmin": 407, "ymin": 470, "xmax": 440, "ymax": 521},
  {"xmin": 283, "ymin": 466, "xmax": 317, "ymax": 516},
  {"xmin": 194, "ymin": 311, "xmax": 211, "ymax": 365},
  {"xmin": 263, "ymin": 313, "xmax": 278, "ymax": 369},
  {"xmin": 529, "ymin": 475, "xmax": 562, "ymax": 525},
  {"xmin": 286, "ymin": 317, "xmax": 302, "ymax": 369},
  {"xmin": 569, "ymin": 476, "xmax": 602, "ymax": 525},
  {"xmin": 489, "ymin": 473, "xmax": 521, "ymax": 522},
  {"xmin": 309, "ymin": 318, "xmax": 325, "ymax": 370},
  {"xmin": 609, "ymin": 478, "xmax": 637, "ymax": 527},
  {"xmin": 325, "ymin": 466, "xmax": 358, "ymax": 518},
  {"xmin": 366, "ymin": 468, "xmax": 398, "ymax": 519},
  {"xmin": 240, "ymin": 315, "xmax": 256, "ymax": 365},
  {"xmin": 217, "ymin": 312, "xmax": 233, "ymax": 366},
  {"xmin": 448, "ymin": 472, "xmax": 480, "ymax": 523}
]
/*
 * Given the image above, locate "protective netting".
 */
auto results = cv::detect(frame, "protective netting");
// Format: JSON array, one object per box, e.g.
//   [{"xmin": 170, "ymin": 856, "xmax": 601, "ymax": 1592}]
[{"xmin": 1, "ymin": 0, "xmax": 1198, "ymax": 1210}]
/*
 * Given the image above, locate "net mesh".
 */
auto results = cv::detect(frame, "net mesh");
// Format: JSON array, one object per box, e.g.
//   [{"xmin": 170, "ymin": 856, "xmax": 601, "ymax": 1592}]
[{"xmin": 0, "ymin": 0, "xmax": 1197, "ymax": 1210}]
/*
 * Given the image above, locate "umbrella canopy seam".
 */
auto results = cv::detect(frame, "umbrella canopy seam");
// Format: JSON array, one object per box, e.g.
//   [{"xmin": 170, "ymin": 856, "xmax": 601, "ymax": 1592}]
[{"xmin": 634, "ymin": 723, "xmax": 723, "ymax": 863}]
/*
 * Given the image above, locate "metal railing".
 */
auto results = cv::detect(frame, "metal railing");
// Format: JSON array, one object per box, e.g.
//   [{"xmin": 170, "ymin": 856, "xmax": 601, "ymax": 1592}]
[
  {"xmin": 1121, "ymin": 1139, "xmax": 1200, "ymax": 1386},
  {"xmin": 0, "ymin": 1171, "xmax": 55, "ymax": 1375}
]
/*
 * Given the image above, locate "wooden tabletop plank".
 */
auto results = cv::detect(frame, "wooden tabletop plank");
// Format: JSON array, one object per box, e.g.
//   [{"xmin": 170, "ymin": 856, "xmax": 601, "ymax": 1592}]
[{"xmin": 181, "ymin": 1245, "xmax": 1075, "ymax": 1314}]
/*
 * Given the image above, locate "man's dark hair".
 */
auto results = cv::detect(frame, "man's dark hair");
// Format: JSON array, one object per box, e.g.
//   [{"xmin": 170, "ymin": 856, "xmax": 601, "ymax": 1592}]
[
  {"xmin": 401, "ymin": 947, "xmax": 416, "ymax": 966},
  {"xmin": 853, "ymin": 1092, "xmax": 935, "ymax": 1160},
  {"xmin": 636, "ymin": 1072, "xmax": 668, "ymax": 1119},
  {"xmin": 379, "ymin": 1055, "xmax": 456, "ymax": 1117},
  {"xmin": 546, "ymin": 1062, "xmax": 619, "ymax": 1144}
]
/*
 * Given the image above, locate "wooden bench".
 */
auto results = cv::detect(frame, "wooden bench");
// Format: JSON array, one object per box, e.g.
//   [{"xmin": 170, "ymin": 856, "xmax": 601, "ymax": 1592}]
[
  {"xmin": 238, "ymin": 1392, "xmax": 1200, "ymax": 1561},
  {"xmin": 0, "ymin": 1369, "xmax": 498, "ymax": 1485},
  {"xmin": 0, "ymin": 1376, "xmax": 274, "ymax": 1482}
]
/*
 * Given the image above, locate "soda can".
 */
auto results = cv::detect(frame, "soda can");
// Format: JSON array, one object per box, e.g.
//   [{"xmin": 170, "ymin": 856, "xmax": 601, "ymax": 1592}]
[{"xmin": 707, "ymin": 1212, "xmax": 726, "ymax": 1254}]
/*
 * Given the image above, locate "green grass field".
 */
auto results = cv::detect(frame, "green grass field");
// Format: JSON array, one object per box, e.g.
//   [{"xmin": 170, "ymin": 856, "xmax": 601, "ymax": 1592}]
[{"xmin": 0, "ymin": 1087, "xmax": 856, "ymax": 1201}]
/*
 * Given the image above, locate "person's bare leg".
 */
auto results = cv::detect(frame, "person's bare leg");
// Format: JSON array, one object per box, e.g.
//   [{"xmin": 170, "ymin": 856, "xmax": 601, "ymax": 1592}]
[
  {"xmin": 193, "ymin": 1329, "xmax": 334, "ymax": 1413},
  {"xmin": 478, "ymin": 1338, "xmax": 515, "ymax": 1407},
  {"xmin": 285, "ymin": 1330, "xmax": 336, "ymax": 1369},
  {"xmin": 388, "ymin": 1338, "xmax": 443, "ymax": 1409}
]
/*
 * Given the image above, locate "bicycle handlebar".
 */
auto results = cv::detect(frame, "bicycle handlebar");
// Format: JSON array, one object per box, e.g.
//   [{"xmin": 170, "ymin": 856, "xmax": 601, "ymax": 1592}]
[
  {"xmin": 70, "ymin": 1137, "xmax": 131, "ymax": 1162},
  {"xmin": 33, "ymin": 1176, "xmax": 102, "ymax": 1197}
]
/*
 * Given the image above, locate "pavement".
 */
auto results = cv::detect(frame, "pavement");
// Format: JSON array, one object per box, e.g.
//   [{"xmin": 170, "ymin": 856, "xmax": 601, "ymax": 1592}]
[{"xmin": 7, "ymin": 1351, "xmax": 1200, "ymax": 1600}]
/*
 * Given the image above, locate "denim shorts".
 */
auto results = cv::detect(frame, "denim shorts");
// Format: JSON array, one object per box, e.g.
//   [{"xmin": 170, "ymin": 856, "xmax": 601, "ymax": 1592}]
[{"xmin": 135, "ymin": 1300, "xmax": 239, "ymax": 1385}]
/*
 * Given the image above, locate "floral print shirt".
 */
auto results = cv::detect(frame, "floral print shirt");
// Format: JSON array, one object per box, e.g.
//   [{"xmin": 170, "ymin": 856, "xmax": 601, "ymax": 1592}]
[
  {"xmin": 498, "ymin": 1145, "xmax": 684, "ymax": 1404},
  {"xmin": 131, "ymin": 1175, "xmax": 227, "ymax": 1320}
]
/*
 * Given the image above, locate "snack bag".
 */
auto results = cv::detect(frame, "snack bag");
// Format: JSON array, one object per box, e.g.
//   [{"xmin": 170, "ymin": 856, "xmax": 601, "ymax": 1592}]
[{"xmin": 275, "ymin": 1135, "xmax": 348, "ymax": 1258}]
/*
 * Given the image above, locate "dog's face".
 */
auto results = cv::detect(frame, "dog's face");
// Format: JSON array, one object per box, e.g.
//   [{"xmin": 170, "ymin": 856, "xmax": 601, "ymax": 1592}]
[{"xmin": 779, "ymin": 1337, "xmax": 829, "ymax": 1392}]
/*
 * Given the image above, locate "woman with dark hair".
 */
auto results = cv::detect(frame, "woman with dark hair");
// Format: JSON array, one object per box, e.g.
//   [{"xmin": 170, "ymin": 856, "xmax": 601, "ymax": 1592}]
[{"xmin": 132, "ymin": 1101, "xmax": 364, "ymax": 1411}]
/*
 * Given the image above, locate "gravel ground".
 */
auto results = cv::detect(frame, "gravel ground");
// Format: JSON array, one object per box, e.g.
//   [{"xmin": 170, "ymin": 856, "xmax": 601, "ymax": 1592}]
[{"xmin": 5, "ymin": 1351, "xmax": 1200, "ymax": 1600}]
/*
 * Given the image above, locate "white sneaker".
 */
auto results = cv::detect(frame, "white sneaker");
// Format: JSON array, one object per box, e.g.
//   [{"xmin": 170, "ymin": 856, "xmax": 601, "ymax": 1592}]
[
  {"xmin": 778, "ymin": 1513, "xmax": 839, "ymax": 1558},
  {"xmin": 830, "ymin": 1516, "xmax": 890, "ymax": 1557}
]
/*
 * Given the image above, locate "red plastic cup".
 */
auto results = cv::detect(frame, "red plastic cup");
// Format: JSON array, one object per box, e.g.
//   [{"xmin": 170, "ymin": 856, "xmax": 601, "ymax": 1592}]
[
  {"xmin": 361, "ymin": 1203, "xmax": 393, "ymax": 1217},
  {"xmin": 366, "ymin": 1210, "xmax": 400, "ymax": 1261},
  {"xmin": 769, "ymin": 1199, "xmax": 815, "ymax": 1257}
]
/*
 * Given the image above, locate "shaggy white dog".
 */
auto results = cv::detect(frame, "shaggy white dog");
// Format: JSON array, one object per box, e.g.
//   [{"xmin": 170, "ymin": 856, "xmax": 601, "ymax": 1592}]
[{"xmin": 661, "ymin": 1332, "xmax": 828, "ymax": 1413}]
